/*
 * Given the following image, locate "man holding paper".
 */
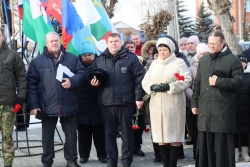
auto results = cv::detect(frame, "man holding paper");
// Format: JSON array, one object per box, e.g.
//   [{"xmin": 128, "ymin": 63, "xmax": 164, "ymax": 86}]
[{"xmin": 27, "ymin": 32, "xmax": 86, "ymax": 167}]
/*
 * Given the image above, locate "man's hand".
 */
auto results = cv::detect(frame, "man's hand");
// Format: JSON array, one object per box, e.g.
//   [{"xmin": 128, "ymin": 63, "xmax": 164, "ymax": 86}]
[
  {"xmin": 209, "ymin": 75, "xmax": 217, "ymax": 86},
  {"xmin": 90, "ymin": 76, "xmax": 100, "ymax": 86},
  {"xmin": 136, "ymin": 101, "xmax": 144, "ymax": 109},
  {"xmin": 191, "ymin": 108, "xmax": 198, "ymax": 115},
  {"xmin": 30, "ymin": 108, "xmax": 41, "ymax": 115},
  {"xmin": 61, "ymin": 78, "xmax": 71, "ymax": 89}
]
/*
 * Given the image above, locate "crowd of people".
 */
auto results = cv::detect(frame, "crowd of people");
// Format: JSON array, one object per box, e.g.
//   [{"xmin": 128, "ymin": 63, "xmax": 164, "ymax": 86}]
[{"xmin": 0, "ymin": 29, "xmax": 248, "ymax": 167}]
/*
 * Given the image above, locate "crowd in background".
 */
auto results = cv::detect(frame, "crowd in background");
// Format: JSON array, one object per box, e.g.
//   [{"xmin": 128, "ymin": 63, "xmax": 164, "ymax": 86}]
[{"xmin": 0, "ymin": 29, "xmax": 248, "ymax": 167}]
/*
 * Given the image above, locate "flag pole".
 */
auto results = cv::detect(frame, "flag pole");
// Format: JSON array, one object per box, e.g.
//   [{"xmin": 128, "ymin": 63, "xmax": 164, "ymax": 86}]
[{"xmin": 11, "ymin": 0, "xmax": 14, "ymax": 40}]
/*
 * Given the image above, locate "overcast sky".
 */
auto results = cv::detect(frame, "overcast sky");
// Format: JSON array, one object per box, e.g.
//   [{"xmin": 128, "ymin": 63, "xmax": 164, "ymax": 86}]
[{"xmin": 111, "ymin": 0, "xmax": 196, "ymax": 29}]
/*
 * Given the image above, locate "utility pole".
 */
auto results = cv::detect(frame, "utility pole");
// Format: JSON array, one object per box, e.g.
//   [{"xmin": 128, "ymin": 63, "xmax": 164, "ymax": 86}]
[{"xmin": 167, "ymin": 0, "xmax": 180, "ymax": 40}]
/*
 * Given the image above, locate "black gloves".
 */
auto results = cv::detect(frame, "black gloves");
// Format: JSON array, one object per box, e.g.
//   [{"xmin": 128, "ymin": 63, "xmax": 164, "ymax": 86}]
[{"xmin": 150, "ymin": 83, "xmax": 170, "ymax": 92}]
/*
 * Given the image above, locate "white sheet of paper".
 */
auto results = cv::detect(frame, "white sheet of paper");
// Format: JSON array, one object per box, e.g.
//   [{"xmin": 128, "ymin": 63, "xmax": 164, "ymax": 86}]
[{"xmin": 56, "ymin": 64, "xmax": 75, "ymax": 82}]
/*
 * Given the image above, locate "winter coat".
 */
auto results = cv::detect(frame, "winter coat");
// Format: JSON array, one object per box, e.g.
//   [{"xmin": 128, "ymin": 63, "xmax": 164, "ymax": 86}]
[
  {"xmin": 185, "ymin": 59, "xmax": 199, "ymax": 102},
  {"xmin": 91, "ymin": 46, "xmax": 145, "ymax": 106},
  {"xmin": 236, "ymin": 69, "xmax": 250, "ymax": 134},
  {"xmin": 135, "ymin": 41, "xmax": 144, "ymax": 56},
  {"xmin": 191, "ymin": 46, "xmax": 244, "ymax": 133},
  {"xmin": 141, "ymin": 40, "xmax": 156, "ymax": 61},
  {"xmin": 142, "ymin": 53, "xmax": 192, "ymax": 143},
  {"xmin": 242, "ymin": 48, "xmax": 250, "ymax": 62},
  {"xmin": 0, "ymin": 41, "xmax": 26, "ymax": 105},
  {"xmin": 187, "ymin": 51, "xmax": 196, "ymax": 63},
  {"xmin": 27, "ymin": 46, "xmax": 86, "ymax": 117},
  {"xmin": 77, "ymin": 61, "xmax": 103, "ymax": 125}
]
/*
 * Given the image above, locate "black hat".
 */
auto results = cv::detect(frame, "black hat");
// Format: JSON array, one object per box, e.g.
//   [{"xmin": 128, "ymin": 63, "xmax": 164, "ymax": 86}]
[
  {"xmin": 238, "ymin": 54, "xmax": 248, "ymax": 63},
  {"xmin": 87, "ymin": 68, "xmax": 107, "ymax": 84}
]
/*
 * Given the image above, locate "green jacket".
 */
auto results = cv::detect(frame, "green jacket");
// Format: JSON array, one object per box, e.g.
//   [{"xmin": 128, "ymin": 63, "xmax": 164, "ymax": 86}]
[
  {"xmin": 0, "ymin": 41, "xmax": 26, "ymax": 105},
  {"xmin": 191, "ymin": 46, "xmax": 244, "ymax": 133}
]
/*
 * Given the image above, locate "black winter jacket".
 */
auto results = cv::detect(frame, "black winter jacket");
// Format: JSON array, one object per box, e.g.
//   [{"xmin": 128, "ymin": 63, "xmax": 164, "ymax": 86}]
[
  {"xmin": 236, "ymin": 72, "xmax": 250, "ymax": 134},
  {"xmin": 77, "ymin": 61, "xmax": 103, "ymax": 125},
  {"xmin": 0, "ymin": 41, "xmax": 27, "ymax": 105},
  {"xmin": 27, "ymin": 47, "xmax": 86, "ymax": 117},
  {"xmin": 243, "ymin": 48, "xmax": 250, "ymax": 62},
  {"xmin": 191, "ymin": 46, "xmax": 244, "ymax": 133},
  {"xmin": 91, "ymin": 46, "xmax": 145, "ymax": 106}
]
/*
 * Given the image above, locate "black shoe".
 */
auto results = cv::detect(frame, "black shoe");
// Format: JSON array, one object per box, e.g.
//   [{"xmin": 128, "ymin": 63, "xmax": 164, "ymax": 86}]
[
  {"xmin": 106, "ymin": 164, "xmax": 117, "ymax": 167},
  {"xmin": 4, "ymin": 166, "xmax": 12, "ymax": 167},
  {"xmin": 122, "ymin": 164, "xmax": 131, "ymax": 167},
  {"xmin": 66, "ymin": 161, "xmax": 81, "ymax": 167},
  {"xmin": 42, "ymin": 165, "xmax": 52, "ymax": 167},
  {"xmin": 98, "ymin": 157, "xmax": 107, "ymax": 163},
  {"xmin": 153, "ymin": 157, "xmax": 162, "ymax": 163},
  {"xmin": 133, "ymin": 148, "xmax": 145, "ymax": 156},
  {"xmin": 80, "ymin": 158, "xmax": 88, "ymax": 163}
]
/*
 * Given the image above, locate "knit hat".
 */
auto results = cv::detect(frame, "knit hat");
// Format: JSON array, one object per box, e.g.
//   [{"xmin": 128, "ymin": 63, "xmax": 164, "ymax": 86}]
[
  {"xmin": 187, "ymin": 35, "xmax": 200, "ymax": 45},
  {"xmin": 238, "ymin": 54, "xmax": 248, "ymax": 63},
  {"xmin": 79, "ymin": 40, "xmax": 96, "ymax": 56},
  {"xmin": 179, "ymin": 37, "xmax": 188, "ymax": 46},
  {"xmin": 194, "ymin": 43, "xmax": 209, "ymax": 61},
  {"xmin": 152, "ymin": 48, "xmax": 158, "ymax": 57},
  {"xmin": 156, "ymin": 37, "xmax": 176, "ymax": 53}
]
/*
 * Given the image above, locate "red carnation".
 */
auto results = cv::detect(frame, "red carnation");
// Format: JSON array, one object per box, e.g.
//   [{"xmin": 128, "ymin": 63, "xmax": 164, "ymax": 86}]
[
  {"xmin": 144, "ymin": 128, "xmax": 150, "ymax": 132},
  {"xmin": 13, "ymin": 103, "xmax": 22, "ymax": 113},
  {"xmin": 132, "ymin": 125, "xmax": 140, "ymax": 130}
]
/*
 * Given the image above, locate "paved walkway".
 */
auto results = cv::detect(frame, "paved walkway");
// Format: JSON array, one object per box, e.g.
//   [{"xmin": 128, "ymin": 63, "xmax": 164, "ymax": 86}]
[{"xmin": 0, "ymin": 116, "xmax": 249, "ymax": 167}]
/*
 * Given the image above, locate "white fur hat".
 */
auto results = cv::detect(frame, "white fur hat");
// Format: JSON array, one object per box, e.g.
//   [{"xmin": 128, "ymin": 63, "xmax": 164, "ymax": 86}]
[
  {"xmin": 194, "ymin": 43, "xmax": 210, "ymax": 61},
  {"xmin": 156, "ymin": 37, "xmax": 176, "ymax": 53}
]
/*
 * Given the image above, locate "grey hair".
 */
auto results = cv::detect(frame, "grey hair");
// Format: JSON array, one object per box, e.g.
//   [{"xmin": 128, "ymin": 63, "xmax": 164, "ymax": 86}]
[
  {"xmin": 45, "ymin": 32, "xmax": 60, "ymax": 41},
  {"xmin": 131, "ymin": 33, "xmax": 140, "ymax": 37}
]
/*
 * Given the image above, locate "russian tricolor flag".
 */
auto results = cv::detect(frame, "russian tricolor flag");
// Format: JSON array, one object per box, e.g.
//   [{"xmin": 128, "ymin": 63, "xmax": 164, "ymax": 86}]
[
  {"xmin": 45, "ymin": 0, "xmax": 100, "ymax": 49},
  {"xmin": 17, "ymin": 0, "xmax": 23, "ymax": 19}
]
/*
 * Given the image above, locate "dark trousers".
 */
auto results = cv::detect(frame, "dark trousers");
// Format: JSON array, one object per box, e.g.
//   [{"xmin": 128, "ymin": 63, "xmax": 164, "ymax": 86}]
[
  {"xmin": 41, "ymin": 114, "xmax": 78, "ymax": 166},
  {"xmin": 134, "ymin": 114, "xmax": 145, "ymax": 149},
  {"xmin": 191, "ymin": 113, "xmax": 198, "ymax": 159},
  {"xmin": 77, "ymin": 124, "xmax": 106, "ymax": 158},
  {"xmin": 235, "ymin": 133, "xmax": 249, "ymax": 148},
  {"xmin": 101, "ymin": 105, "xmax": 134, "ymax": 166},
  {"xmin": 195, "ymin": 131, "xmax": 235, "ymax": 167}
]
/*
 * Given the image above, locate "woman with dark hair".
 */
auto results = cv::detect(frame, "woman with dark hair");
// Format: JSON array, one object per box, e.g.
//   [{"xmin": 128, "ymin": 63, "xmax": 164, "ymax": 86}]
[{"xmin": 142, "ymin": 37, "xmax": 191, "ymax": 167}]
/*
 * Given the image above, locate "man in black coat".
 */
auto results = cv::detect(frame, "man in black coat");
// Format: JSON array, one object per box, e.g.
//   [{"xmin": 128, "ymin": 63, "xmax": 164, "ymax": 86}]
[
  {"xmin": 191, "ymin": 30, "xmax": 244, "ymax": 167},
  {"xmin": 27, "ymin": 32, "xmax": 86, "ymax": 167},
  {"xmin": 91, "ymin": 33, "xmax": 145, "ymax": 167}
]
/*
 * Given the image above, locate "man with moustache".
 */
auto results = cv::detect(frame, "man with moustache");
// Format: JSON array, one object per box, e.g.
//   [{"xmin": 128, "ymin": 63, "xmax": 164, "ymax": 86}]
[
  {"xmin": 27, "ymin": 32, "xmax": 86, "ymax": 167},
  {"xmin": 191, "ymin": 30, "xmax": 244, "ymax": 167}
]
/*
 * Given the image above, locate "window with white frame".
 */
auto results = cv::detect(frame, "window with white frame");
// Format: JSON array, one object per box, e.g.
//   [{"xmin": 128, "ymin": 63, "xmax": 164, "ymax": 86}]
[{"xmin": 246, "ymin": 0, "xmax": 250, "ymax": 12}]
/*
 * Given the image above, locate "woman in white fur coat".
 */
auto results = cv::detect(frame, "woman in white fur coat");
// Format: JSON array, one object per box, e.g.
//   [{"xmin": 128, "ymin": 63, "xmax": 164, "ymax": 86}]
[{"xmin": 142, "ymin": 37, "xmax": 191, "ymax": 167}]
